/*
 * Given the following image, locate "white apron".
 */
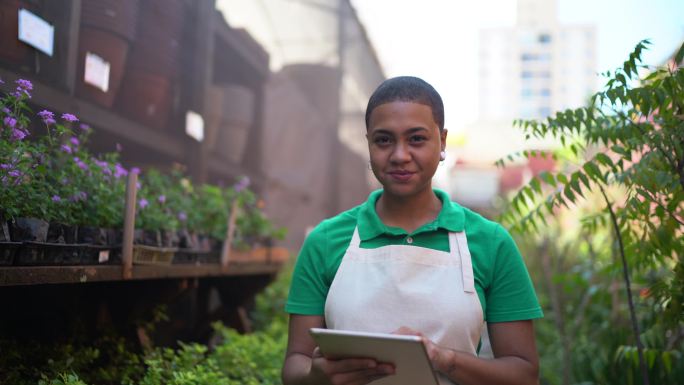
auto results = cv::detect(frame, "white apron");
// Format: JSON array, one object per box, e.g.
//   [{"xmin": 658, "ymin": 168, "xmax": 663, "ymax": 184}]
[{"xmin": 325, "ymin": 226, "xmax": 484, "ymax": 385}]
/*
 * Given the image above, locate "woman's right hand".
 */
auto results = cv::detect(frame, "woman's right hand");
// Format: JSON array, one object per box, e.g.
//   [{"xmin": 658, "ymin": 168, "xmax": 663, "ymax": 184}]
[{"xmin": 307, "ymin": 346, "xmax": 395, "ymax": 385}]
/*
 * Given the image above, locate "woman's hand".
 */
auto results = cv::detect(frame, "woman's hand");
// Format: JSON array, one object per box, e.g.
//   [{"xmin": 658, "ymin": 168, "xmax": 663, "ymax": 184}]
[
  {"xmin": 307, "ymin": 346, "xmax": 395, "ymax": 385},
  {"xmin": 282, "ymin": 314, "xmax": 394, "ymax": 385},
  {"xmin": 392, "ymin": 326, "xmax": 445, "ymax": 370}
]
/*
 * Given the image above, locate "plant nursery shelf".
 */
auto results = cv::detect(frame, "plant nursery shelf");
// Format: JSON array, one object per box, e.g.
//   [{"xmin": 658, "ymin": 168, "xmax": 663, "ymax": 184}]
[{"xmin": 0, "ymin": 263, "xmax": 282, "ymax": 287}]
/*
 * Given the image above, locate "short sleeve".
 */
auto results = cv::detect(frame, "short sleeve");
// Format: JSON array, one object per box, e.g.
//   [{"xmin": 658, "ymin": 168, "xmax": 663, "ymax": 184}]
[
  {"xmin": 485, "ymin": 225, "xmax": 543, "ymax": 322},
  {"xmin": 285, "ymin": 223, "xmax": 330, "ymax": 315}
]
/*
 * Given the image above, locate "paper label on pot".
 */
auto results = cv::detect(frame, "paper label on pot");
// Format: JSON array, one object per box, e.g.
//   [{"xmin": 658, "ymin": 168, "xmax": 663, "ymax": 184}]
[
  {"xmin": 186, "ymin": 111, "xmax": 205, "ymax": 142},
  {"xmin": 18, "ymin": 9, "xmax": 54, "ymax": 56},
  {"xmin": 98, "ymin": 250, "xmax": 110, "ymax": 263},
  {"xmin": 84, "ymin": 53, "xmax": 111, "ymax": 92}
]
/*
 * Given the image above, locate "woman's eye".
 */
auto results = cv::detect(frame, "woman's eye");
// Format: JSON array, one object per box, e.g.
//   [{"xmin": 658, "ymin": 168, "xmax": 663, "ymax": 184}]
[
  {"xmin": 374, "ymin": 136, "xmax": 391, "ymax": 145},
  {"xmin": 409, "ymin": 135, "xmax": 427, "ymax": 144}
]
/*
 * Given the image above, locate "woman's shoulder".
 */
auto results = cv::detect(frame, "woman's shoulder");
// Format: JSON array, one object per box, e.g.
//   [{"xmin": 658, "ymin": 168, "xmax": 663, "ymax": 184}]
[{"xmin": 306, "ymin": 204, "xmax": 364, "ymax": 244}]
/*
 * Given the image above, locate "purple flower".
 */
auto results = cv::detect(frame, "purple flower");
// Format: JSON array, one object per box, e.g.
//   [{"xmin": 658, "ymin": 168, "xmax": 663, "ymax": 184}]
[
  {"xmin": 0, "ymin": 78, "xmax": 4, "ymax": 85},
  {"xmin": 52, "ymin": 195, "xmax": 62, "ymax": 202},
  {"xmin": 8, "ymin": 170, "xmax": 21, "ymax": 177},
  {"xmin": 14, "ymin": 79, "xmax": 32, "ymax": 98},
  {"xmin": 79, "ymin": 123, "xmax": 90, "ymax": 132},
  {"xmin": 138, "ymin": 198, "xmax": 149, "ymax": 209},
  {"xmin": 178, "ymin": 212, "xmax": 187, "ymax": 222},
  {"xmin": 158, "ymin": 195, "xmax": 166, "ymax": 204},
  {"xmin": 61, "ymin": 144, "xmax": 72, "ymax": 154},
  {"xmin": 131, "ymin": 167, "xmax": 140, "ymax": 174},
  {"xmin": 16, "ymin": 79, "xmax": 32, "ymax": 91},
  {"xmin": 0, "ymin": 163, "xmax": 11, "ymax": 170},
  {"xmin": 234, "ymin": 176, "xmax": 251, "ymax": 193},
  {"xmin": 2, "ymin": 107, "xmax": 10, "ymax": 114},
  {"xmin": 94, "ymin": 160, "xmax": 108, "ymax": 168},
  {"xmin": 102, "ymin": 167, "xmax": 112, "ymax": 176},
  {"xmin": 69, "ymin": 137, "xmax": 79, "ymax": 147},
  {"xmin": 116, "ymin": 143, "xmax": 123, "ymax": 152},
  {"xmin": 3, "ymin": 116, "xmax": 17, "ymax": 129},
  {"xmin": 136, "ymin": 181, "xmax": 141, "ymax": 190},
  {"xmin": 114, "ymin": 163, "xmax": 128, "ymax": 179},
  {"xmin": 38, "ymin": 110, "xmax": 54, "ymax": 120},
  {"xmin": 73, "ymin": 157, "xmax": 88, "ymax": 170},
  {"xmin": 11, "ymin": 128, "xmax": 27, "ymax": 141},
  {"xmin": 44, "ymin": 117, "xmax": 56, "ymax": 125},
  {"xmin": 61, "ymin": 113, "xmax": 79, "ymax": 122},
  {"xmin": 69, "ymin": 191, "xmax": 87, "ymax": 202}
]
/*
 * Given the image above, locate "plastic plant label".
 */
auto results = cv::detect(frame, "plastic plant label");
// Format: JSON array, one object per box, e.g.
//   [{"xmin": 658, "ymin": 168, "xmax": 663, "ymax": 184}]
[
  {"xmin": 186, "ymin": 110, "xmax": 205, "ymax": 142},
  {"xmin": 18, "ymin": 9, "xmax": 54, "ymax": 56},
  {"xmin": 98, "ymin": 250, "xmax": 110, "ymax": 263},
  {"xmin": 84, "ymin": 52, "xmax": 111, "ymax": 92}
]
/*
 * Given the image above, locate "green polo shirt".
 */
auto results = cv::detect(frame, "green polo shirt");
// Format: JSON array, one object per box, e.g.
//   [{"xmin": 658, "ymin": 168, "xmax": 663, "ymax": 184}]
[{"xmin": 285, "ymin": 189, "xmax": 543, "ymax": 323}]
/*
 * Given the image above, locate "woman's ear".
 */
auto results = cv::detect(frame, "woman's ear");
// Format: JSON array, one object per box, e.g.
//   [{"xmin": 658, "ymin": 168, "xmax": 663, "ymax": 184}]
[{"xmin": 441, "ymin": 128, "xmax": 448, "ymax": 152}]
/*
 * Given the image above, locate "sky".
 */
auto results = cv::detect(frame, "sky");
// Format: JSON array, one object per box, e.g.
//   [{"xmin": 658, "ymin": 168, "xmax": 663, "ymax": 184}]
[{"xmin": 351, "ymin": 0, "xmax": 684, "ymax": 133}]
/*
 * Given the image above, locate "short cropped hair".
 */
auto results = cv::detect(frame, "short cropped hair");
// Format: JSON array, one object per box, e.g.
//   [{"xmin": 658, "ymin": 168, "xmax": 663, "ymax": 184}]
[{"xmin": 364, "ymin": 76, "xmax": 444, "ymax": 131}]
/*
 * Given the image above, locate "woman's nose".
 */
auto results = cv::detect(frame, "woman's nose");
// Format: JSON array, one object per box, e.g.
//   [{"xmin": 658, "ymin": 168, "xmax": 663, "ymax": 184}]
[{"xmin": 390, "ymin": 143, "xmax": 411, "ymax": 163}]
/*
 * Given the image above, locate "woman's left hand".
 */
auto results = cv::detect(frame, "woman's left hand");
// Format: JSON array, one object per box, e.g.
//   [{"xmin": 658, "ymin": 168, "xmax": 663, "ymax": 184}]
[{"xmin": 391, "ymin": 326, "xmax": 444, "ymax": 370}]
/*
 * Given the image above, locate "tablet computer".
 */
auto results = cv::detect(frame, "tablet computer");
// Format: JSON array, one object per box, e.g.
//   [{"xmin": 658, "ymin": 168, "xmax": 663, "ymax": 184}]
[{"xmin": 309, "ymin": 328, "xmax": 439, "ymax": 385}]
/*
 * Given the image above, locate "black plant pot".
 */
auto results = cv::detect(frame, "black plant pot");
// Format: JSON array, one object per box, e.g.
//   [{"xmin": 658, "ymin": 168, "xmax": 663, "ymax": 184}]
[
  {"xmin": 178, "ymin": 230, "xmax": 199, "ymax": 249},
  {"xmin": 106, "ymin": 228, "xmax": 123, "ymax": 246},
  {"xmin": 9, "ymin": 217, "xmax": 49, "ymax": 242},
  {"xmin": 78, "ymin": 226, "xmax": 107, "ymax": 245},
  {"xmin": 0, "ymin": 214, "xmax": 10, "ymax": 242},
  {"xmin": 161, "ymin": 229, "xmax": 179, "ymax": 248},
  {"xmin": 14, "ymin": 242, "xmax": 59, "ymax": 265},
  {"xmin": 134, "ymin": 229, "xmax": 161, "ymax": 247},
  {"xmin": 0, "ymin": 242, "xmax": 20, "ymax": 265},
  {"xmin": 47, "ymin": 222, "xmax": 78, "ymax": 244}
]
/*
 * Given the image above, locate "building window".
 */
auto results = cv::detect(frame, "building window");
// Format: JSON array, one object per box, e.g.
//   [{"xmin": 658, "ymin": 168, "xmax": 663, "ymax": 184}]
[{"xmin": 538, "ymin": 33, "xmax": 552, "ymax": 43}]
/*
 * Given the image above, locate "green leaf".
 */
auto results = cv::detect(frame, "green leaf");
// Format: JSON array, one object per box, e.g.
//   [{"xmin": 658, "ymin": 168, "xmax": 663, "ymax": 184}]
[
  {"xmin": 675, "ymin": 41, "xmax": 684, "ymax": 65},
  {"xmin": 583, "ymin": 162, "xmax": 602, "ymax": 181},
  {"xmin": 563, "ymin": 184, "xmax": 576, "ymax": 203},
  {"xmin": 539, "ymin": 171, "xmax": 556, "ymax": 187}
]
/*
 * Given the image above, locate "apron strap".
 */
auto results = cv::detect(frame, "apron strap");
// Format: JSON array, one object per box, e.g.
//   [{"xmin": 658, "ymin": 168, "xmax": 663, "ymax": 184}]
[
  {"xmin": 451, "ymin": 231, "xmax": 476, "ymax": 293},
  {"xmin": 348, "ymin": 226, "xmax": 361, "ymax": 249}
]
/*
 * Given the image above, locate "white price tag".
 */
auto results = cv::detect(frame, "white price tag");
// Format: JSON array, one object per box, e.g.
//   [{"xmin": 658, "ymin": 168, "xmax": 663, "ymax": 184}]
[
  {"xmin": 185, "ymin": 110, "xmax": 205, "ymax": 142},
  {"xmin": 98, "ymin": 250, "xmax": 110, "ymax": 263},
  {"xmin": 18, "ymin": 9, "xmax": 54, "ymax": 56},
  {"xmin": 84, "ymin": 52, "xmax": 111, "ymax": 92}
]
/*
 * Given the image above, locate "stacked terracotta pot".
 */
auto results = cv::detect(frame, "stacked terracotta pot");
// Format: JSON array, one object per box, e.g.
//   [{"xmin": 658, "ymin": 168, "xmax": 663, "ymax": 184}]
[
  {"xmin": 76, "ymin": 0, "xmax": 139, "ymax": 107},
  {"xmin": 117, "ymin": 0, "xmax": 185, "ymax": 130}
]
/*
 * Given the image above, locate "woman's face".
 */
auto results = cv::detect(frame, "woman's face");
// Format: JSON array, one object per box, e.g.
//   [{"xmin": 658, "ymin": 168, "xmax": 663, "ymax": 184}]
[{"xmin": 367, "ymin": 101, "xmax": 447, "ymax": 199}]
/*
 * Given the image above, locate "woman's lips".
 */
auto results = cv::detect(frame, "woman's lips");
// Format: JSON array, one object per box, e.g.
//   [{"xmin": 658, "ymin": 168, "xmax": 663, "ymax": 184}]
[{"xmin": 387, "ymin": 170, "xmax": 414, "ymax": 182}]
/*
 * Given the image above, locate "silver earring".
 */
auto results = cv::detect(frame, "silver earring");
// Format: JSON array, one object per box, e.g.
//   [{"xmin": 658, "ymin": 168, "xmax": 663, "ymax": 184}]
[{"xmin": 440, "ymin": 151, "xmax": 446, "ymax": 161}]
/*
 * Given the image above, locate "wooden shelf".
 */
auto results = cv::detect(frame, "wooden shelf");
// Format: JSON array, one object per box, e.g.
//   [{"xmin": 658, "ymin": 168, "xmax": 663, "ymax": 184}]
[{"xmin": 0, "ymin": 262, "xmax": 283, "ymax": 286}]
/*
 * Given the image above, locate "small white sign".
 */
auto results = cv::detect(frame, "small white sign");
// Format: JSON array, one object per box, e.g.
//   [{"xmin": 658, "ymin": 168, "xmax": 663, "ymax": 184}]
[
  {"xmin": 98, "ymin": 250, "xmax": 110, "ymax": 263},
  {"xmin": 18, "ymin": 9, "xmax": 54, "ymax": 56},
  {"xmin": 186, "ymin": 110, "xmax": 205, "ymax": 142},
  {"xmin": 84, "ymin": 52, "xmax": 111, "ymax": 92}
]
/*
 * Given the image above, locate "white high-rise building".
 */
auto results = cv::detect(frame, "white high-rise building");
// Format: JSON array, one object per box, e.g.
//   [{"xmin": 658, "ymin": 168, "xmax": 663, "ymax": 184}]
[
  {"xmin": 452, "ymin": 0, "xmax": 597, "ymax": 207},
  {"xmin": 479, "ymin": 0, "xmax": 596, "ymax": 121}
]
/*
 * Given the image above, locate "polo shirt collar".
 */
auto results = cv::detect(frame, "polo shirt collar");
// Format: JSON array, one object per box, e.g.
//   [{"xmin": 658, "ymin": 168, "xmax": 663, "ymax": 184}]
[{"xmin": 357, "ymin": 188, "xmax": 465, "ymax": 241}]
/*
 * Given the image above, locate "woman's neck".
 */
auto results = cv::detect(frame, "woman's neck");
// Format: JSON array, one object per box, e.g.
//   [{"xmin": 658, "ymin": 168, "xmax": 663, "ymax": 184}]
[{"xmin": 376, "ymin": 188, "xmax": 442, "ymax": 234}]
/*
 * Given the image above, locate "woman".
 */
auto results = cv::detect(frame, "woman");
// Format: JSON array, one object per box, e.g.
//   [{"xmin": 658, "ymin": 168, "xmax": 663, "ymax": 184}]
[{"xmin": 282, "ymin": 76, "xmax": 543, "ymax": 385}]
